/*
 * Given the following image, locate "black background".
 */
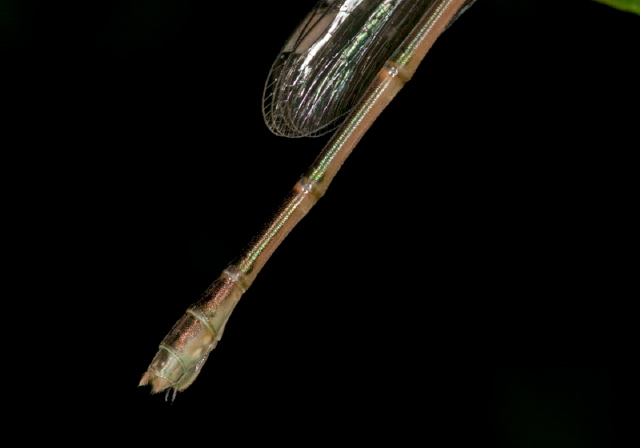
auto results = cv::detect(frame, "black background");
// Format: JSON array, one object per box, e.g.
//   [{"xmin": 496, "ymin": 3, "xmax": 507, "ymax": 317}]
[{"xmin": 2, "ymin": 1, "xmax": 634, "ymax": 445}]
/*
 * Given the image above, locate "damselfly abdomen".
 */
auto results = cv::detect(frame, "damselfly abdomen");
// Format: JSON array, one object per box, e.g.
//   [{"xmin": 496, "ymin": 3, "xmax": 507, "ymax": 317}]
[{"xmin": 140, "ymin": 0, "xmax": 474, "ymax": 399}]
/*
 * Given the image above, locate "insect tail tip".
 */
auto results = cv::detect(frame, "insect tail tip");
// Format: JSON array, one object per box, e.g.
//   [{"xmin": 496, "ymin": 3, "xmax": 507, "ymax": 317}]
[
  {"xmin": 139, "ymin": 371, "xmax": 152, "ymax": 387},
  {"xmin": 139, "ymin": 371, "xmax": 173, "ymax": 395},
  {"xmin": 143, "ymin": 375, "xmax": 173, "ymax": 395}
]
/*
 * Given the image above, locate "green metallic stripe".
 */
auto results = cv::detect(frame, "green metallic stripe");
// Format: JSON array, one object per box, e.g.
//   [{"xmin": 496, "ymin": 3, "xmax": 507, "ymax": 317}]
[
  {"xmin": 305, "ymin": 74, "xmax": 392, "ymax": 185},
  {"xmin": 236, "ymin": 184, "xmax": 311, "ymax": 274},
  {"xmin": 393, "ymin": 0, "xmax": 449, "ymax": 68}
]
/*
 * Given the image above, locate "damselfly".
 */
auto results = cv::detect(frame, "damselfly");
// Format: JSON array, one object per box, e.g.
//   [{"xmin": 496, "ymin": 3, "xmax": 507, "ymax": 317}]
[{"xmin": 140, "ymin": 0, "xmax": 475, "ymax": 400}]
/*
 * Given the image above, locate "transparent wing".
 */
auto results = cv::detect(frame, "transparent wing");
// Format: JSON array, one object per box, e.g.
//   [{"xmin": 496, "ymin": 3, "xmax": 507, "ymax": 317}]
[{"xmin": 262, "ymin": 0, "xmax": 436, "ymax": 138}]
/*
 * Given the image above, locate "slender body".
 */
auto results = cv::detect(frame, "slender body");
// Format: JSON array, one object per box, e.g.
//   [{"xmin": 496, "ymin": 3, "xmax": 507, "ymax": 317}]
[{"xmin": 140, "ymin": 0, "xmax": 474, "ymax": 399}]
